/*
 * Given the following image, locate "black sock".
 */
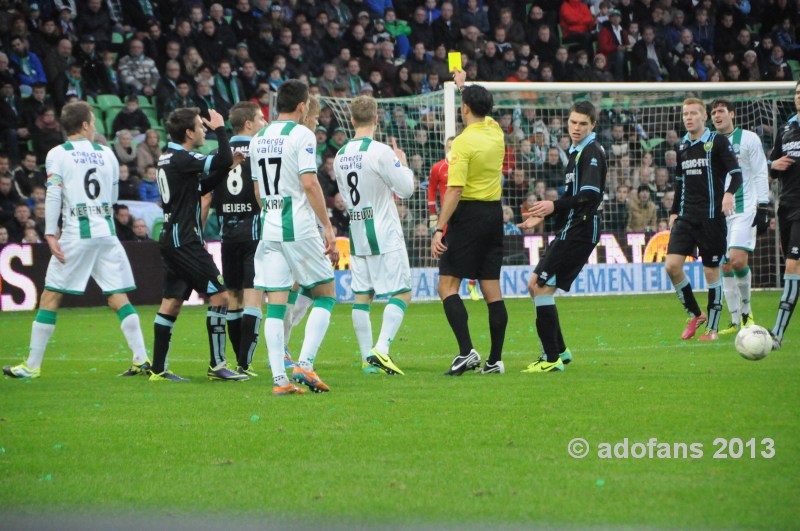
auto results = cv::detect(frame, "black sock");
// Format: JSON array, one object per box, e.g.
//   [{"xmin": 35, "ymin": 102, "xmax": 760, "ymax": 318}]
[
  {"xmin": 240, "ymin": 307, "xmax": 262, "ymax": 369},
  {"xmin": 674, "ymin": 278, "xmax": 702, "ymax": 316},
  {"xmin": 487, "ymin": 300, "xmax": 507, "ymax": 363},
  {"xmin": 443, "ymin": 294, "xmax": 473, "ymax": 356},
  {"xmin": 556, "ymin": 326, "xmax": 567, "ymax": 354},
  {"xmin": 535, "ymin": 298, "xmax": 561, "ymax": 362},
  {"xmin": 207, "ymin": 306, "xmax": 228, "ymax": 368},
  {"xmin": 227, "ymin": 309, "xmax": 243, "ymax": 360},
  {"xmin": 152, "ymin": 313, "xmax": 176, "ymax": 374},
  {"xmin": 707, "ymin": 281, "xmax": 723, "ymax": 331}
]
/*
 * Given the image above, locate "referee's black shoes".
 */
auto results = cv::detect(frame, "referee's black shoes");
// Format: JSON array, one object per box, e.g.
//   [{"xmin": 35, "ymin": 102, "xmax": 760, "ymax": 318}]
[{"xmin": 444, "ymin": 349, "xmax": 481, "ymax": 376}]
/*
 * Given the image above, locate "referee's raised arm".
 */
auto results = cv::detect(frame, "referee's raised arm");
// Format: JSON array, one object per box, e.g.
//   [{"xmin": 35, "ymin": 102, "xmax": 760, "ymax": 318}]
[{"xmin": 437, "ymin": 68, "xmax": 509, "ymax": 376}]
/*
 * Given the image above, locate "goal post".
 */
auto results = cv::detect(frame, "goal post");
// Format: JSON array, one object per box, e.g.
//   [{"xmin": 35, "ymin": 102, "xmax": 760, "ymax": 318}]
[{"xmin": 315, "ymin": 81, "xmax": 794, "ymax": 298}]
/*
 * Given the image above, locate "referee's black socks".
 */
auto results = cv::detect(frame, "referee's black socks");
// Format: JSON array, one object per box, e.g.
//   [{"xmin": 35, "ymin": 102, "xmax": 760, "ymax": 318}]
[
  {"xmin": 487, "ymin": 300, "xmax": 507, "ymax": 364},
  {"xmin": 534, "ymin": 295, "xmax": 562, "ymax": 363},
  {"xmin": 152, "ymin": 313, "xmax": 177, "ymax": 374},
  {"xmin": 443, "ymin": 294, "xmax": 473, "ymax": 356}
]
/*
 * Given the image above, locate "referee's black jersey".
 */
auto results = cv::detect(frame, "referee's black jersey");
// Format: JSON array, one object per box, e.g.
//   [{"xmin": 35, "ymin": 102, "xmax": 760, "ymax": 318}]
[
  {"xmin": 552, "ymin": 132, "xmax": 607, "ymax": 243},
  {"xmin": 672, "ymin": 128, "xmax": 742, "ymax": 221},
  {"xmin": 211, "ymin": 135, "xmax": 261, "ymax": 243},
  {"xmin": 157, "ymin": 128, "xmax": 232, "ymax": 247},
  {"xmin": 770, "ymin": 115, "xmax": 800, "ymax": 220}
]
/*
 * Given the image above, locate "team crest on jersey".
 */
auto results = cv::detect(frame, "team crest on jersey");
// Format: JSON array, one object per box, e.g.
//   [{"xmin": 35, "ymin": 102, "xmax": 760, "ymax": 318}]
[
  {"xmin": 217, "ymin": 274, "xmax": 225, "ymax": 285},
  {"xmin": 395, "ymin": 159, "xmax": 401, "ymax": 167},
  {"xmin": 305, "ymin": 147, "xmax": 314, "ymax": 153},
  {"xmin": 704, "ymin": 142, "xmax": 713, "ymax": 152},
  {"xmin": 590, "ymin": 157, "xmax": 598, "ymax": 167}
]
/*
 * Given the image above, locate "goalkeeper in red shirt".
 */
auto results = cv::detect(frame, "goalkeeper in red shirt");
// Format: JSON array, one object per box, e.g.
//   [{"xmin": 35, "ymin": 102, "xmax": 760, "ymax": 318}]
[{"xmin": 428, "ymin": 136, "xmax": 480, "ymax": 301}]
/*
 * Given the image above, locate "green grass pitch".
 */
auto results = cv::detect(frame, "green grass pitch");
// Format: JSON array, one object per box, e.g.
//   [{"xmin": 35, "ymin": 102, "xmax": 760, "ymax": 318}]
[{"xmin": 1, "ymin": 293, "xmax": 798, "ymax": 528}]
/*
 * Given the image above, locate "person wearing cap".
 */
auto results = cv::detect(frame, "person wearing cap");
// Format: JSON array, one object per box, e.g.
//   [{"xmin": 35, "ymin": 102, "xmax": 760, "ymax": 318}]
[
  {"xmin": 314, "ymin": 124, "xmax": 328, "ymax": 167},
  {"xmin": 325, "ymin": 126, "xmax": 348, "ymax": 159},
  {"xmin": 598, "ymin": 8, "xmax": 629, "ymax": 81},
  {"xmin": 75, "ymin": 33, "xmax": 112, "ymax": 95},
  {"xmin": 57, "ymin": 5, "xmax": 75, "ymax": 39}
]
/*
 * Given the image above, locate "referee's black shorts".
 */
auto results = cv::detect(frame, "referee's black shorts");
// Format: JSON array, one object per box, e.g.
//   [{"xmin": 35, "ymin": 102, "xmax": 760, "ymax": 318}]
[
  {"xmin": 439, "ymin": 200, "xmax": 503, "ymax": 280},
  {"xmin": 221, "ymin": 239, "xmax": 258, "ymax": 291},
  {"xmin": 778, "ymin": 205, "xmax": 800, "ymax": 261},
  {"xmin": 161, "ymin": 241, "xmax": 226, "ymax": 300},
  {"xmin": 667, "ymin": 216, "xmax": 727, "ymax": 267}
]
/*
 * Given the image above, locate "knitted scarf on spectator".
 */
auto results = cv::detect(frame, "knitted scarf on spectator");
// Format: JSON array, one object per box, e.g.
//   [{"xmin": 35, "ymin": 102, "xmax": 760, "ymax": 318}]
[{"xmin": 214, "ymin": 74, "xmax": 240, "ymax": 105}]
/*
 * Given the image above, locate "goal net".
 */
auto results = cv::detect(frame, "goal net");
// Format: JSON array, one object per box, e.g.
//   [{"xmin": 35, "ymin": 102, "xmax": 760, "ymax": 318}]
[{"xmin": 318, "ymin": 82, "xmax": 794, "ymax": 297}]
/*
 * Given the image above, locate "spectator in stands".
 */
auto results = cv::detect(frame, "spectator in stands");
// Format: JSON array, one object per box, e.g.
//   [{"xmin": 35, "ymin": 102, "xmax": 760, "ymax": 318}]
[
  {"xmin": 43, "ymin": 37, "xmax": 73, "ymax": 87},
  {"xmin": 12, "ymin": 152, "xmax": 44, "ymax": 198},
  {"xmin": 30, "ymin": 106, "xmax": 61, "ymax": 163},
  {"xmin": 213, "ymin": 59, "xmax": 243, "ymax": 118},
  {"xmin": 132, "ymin": 218, "xmax": 151, "ymax": 241},
  {"xmin": 197, "ymin": 17, "xmax": 230, "ymax": 67},
  {"xmin": 52, "ymin": 62, "xmax": 87, "ymax": 111},
  {"xmin": 57, "ymin": 5, "xmax": 76, "ymax": 41},
  {"xmin": 627, "ymin": 184, "xmax": 657, "ymax": 232},
  {"xmin": 136, "ymin": 129, "xmax": 162, "ymax": 179},
  {"xmin": 666, "ymin": 9, "xmax": 687, "ymax": 49},
  {"xmin": 329, "ymin": 192, "xmax": 350, "ymax": 237},
  {"xmin": 689, "ymin": 8, "xmax": 714, "ymax": 55},
  {"xmin": 22, "ymin": 226, "xmax": 40, "ymax": 243},
  {"xmin": 503, "ymin": 167, "xmax": 530, "ymax": 214},
  {"xmin": 9, "ymin": 36, "xmax": 46, "ymax": 94},
  {"xmin": 238, "ymin": 59, "xmax": 264, "ymax": 101},
  {"xmin": 714, "ymin": 12, "xmax": 739, "ymax": 57},
  {"xmin": 73, "ymin": 35, "xmax": 110, "ymax": 95},
  {"xmin": 605, "ymin": 184, "xmax": 630, "ymax": 232},
  {"xmin": 632, "ymin": 25, "xmax": 670, "ymax": 81},
  {"xmin": 0, "ymin": 173, "xmax": 21, "ymax": 225},
  {"xmin": 117, "ymin": 164, "xmax": 139, "ymax": 201},
  {"xmin": 0, "ymin": 80, "xmax": 29, "ymax": 164},
  {"xmin": 114, "ymin": 204, "xmax": 136, "ymax": 241},
  {"xmin": 741, "ymin": 50, "xmax": 762, "ymax": 81},
  {"xmin": 664, "ymin": 149, "xmax": 677, "ymax": 177},
  {"xmin": 553, "ymin": 47, "xmax": 576, "ymax": 82},
  {"xmin": 183, "ymin": 47, "xmax": 204, "ymax": 80},
  {"xmin": 0, "ymin": 224, "xmax": 8, "ymax": 244},
  {"xmin": 560, "ymin": 0, "xmax": 595, "ymax": 53},
  {"xmin": 591, "ymin": 53, "xmax": 615, "ymax": 81},
  {"xmin": 773, "ymin": 17, "xmax": 800, "ymax": 59},
  {"xmin": 138, "ymin": 165, "xmax": 160, "ymax": 204},
  {"xmin": 114, "ymin": 130, "xmax": 138, "ymax": 176},
  {"xmin": 657, "ymin": 190, "xmax": 674, "ymax": 223},
  {"xmin": 409, "ymin": 7, "xmax": 434, "ymax": 51},
  {"xmin": 118, "ymin": 39, "xmax": 160, "ymax": 97},
  {"xmin": 462, "ymin": 0, "xmax": 489, "ymax": 35},
  {"xmin": 531, "ymin": 24, "xmax": 559, "ymax": 67},
  {"xmin": 503, "ymin": 205, "xmax": 523, "ymax": 236},
  {"xmin": 232, "ymin": 0, "xmax": 260, "ymax": 44},
  {"xmin": 164, "ymin": 79, "xmax": 197, "ymax": 117},
  {"xmin": 393, "ymin": 65, "xmax": 416, "ymax": 97},
  {"xmin": 317, "ymin": 156, "xmax": 339, "ymax": 203},
  {"xmin": 7, "ymin": 202, "xmax": 33, "ymax": 242},
  {"xmin": 77, "ymin": 0, "xmax": 113, "ymax": 49},
  {"xmin": 112, "ymin": 95, "xmax": 151, "ymax": 138},
  {"xmin": 764, "ymin": 44, "xmax": 792, "ymax": 81},
  {"xmin": 155, "ymin": 60, "xmax": 182, "ymax": 118},
  {"xmin": 673, "ymin": 49, "xmax": 700, "ymax": 81},
  {"xmin": 20, "ymin": 82, "xmax": 49, "ymax": 126},
  {"xmin": 598, "ymin": 9, "xmax": 630, "ymax": 81}
]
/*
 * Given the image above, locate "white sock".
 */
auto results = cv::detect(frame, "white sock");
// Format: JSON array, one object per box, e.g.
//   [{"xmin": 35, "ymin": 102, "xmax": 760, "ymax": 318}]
[
  {"xmin": 283, "ymin": 302, "xmax": 295, "ymax": 346},
  {"xmin": 292, "ymin": 290, "xmax": 314, "ymax": 327},
  {"xmin": 120, "ymin": 312, "xmax": 148, "ymax": 364},
  {"xmin": 737, "ymin": 267, "xmax": 752, "ymax": 315},
  {"xmin": 376, "ymin": 299, "xmax": 407, "ymax": 354},
  {"xmin": 27, "ymin": 320, "xmax": 55, "ymax": 370},
  {"xmin": 723, "ymin": 274, "xmax": 739, "ymax": 323},
  {"xmin": 265, "ymin": 304, "xmax": 287, "ymax": 378},
  {"xmin": 352, "ymin": 304, "xmax": 373, "ymax": 363},
  {"xmin": 298, "ymin": 297, "xmax": 335, "ymax": 368}
]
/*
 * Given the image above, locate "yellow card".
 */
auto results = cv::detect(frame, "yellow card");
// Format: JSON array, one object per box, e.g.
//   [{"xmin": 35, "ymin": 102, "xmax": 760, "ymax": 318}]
[{"xmin": 448, "ymin": 52, "xmax": 462, "ymax": 73}]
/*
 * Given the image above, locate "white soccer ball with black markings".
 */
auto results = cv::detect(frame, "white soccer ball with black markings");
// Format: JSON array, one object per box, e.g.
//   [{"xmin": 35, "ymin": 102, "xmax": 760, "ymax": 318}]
[{"xmin": 735, "ymin": 325, "xmax": 772, "ymax": 361}]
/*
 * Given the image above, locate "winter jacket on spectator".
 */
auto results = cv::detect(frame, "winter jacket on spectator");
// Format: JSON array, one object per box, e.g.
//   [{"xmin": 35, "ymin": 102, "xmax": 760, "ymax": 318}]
[
  {"xmin": 462, "ymin": 4, "xmax": 490, "ymax": 35},
  {"xmin": 598, "ymin": 21, "xmax": 629, "ymax": 58},
  {"xmin": 136, "ymin": 141, "xmax": 161, "ymax": 180},
  {"xmin": 138, "ymin": 179, "xmax": 160, "ymax": 203},
  {"xmin": 232, "ymin": 5, "xmax": 260, "ymax": 43},
  {"xmin": 76, "ymin": 2, "xmax": 113, "ymax": 46},
  {"xmin": 52, "ymin": 68, "xmax": 88, "ymax": 111},
  {"xmin": 74, "ymin": 46, "xmax": 112, "ymax": 95},
  {"xmin": 112, "ymin": 109, "xmax": 151, "ymax": 137},
  {"xmin": 559, "ymin": 0, "xmax": 593, "ymax": 39},
  {"xmin": 9, "ymin": 50, "xmax": 47, "ymax": 87},
  {"xmin": 31, "ymin": 112, "xmax": 63, "ymax": 163},
  {"xmin": 118, "ymin": 52, "xmax": 160, "ymax": 94}
]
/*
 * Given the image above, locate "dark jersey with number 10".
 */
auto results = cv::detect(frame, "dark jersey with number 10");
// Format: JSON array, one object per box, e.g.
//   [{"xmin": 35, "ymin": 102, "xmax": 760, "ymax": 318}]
[
  {"xmin": 156, "ymin": 128, "xmax": 231, "ymax": 247},
  {"xmin": 211, "ymin": 136, "xmax": 261, "ymax": 242}
]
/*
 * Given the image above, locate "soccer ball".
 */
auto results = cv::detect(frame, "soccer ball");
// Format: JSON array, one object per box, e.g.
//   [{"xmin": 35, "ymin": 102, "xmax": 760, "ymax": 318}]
[{"xmin": 734, "ymin": 325, "xmax": 773, "ymax": 361}]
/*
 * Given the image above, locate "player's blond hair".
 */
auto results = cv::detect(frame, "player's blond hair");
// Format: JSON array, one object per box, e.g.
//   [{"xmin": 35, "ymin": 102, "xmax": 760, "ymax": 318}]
[
  {"xmin": 682, "ymin": 97, "xmax": 707, "ymax": 115},
  {"xmin": 302, "ymin": 95, "xmax": 320, "ymax": 129},
  {"xmin": 350, "ymin": 95, "xmax": 377, "ymax": 127}
]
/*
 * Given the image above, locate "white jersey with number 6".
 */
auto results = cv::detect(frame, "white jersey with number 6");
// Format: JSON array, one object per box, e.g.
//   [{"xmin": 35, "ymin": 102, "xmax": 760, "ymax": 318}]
[
  {"xmin": 334, "ymin": 137, "xmax": 415, "ymax": 256},
  {"xmin": 249, "ymin": 120, "xmax": 318, "ymax": 242},
  {"xmin": 45, "ymin": 138, "xmax": 119, "ymax": 240}
]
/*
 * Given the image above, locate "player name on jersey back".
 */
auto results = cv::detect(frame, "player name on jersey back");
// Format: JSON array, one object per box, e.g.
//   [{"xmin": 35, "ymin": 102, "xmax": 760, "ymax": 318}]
[{"xmin": 213, "ymin": 137, "xmax": 261, "ymax": 242}]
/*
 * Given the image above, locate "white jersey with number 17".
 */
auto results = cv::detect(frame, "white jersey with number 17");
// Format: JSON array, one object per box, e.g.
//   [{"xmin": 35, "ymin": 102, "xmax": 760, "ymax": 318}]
[
  {"xmin": 45, "ymin": 138, "xmax": 119, "ymax": 240},
  {"xmin": 250, "ymin": 120, "xmax": 319, "ymax": 242},
  {"xmin": 334, "ymin": 137, "xmax": 415, "ymax": 256}
]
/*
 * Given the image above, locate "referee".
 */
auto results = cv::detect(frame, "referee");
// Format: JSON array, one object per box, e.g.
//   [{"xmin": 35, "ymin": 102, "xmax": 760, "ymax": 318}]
[{"xmin": 432, "ymin": 68, "xmax": 507, "ymax": 376}]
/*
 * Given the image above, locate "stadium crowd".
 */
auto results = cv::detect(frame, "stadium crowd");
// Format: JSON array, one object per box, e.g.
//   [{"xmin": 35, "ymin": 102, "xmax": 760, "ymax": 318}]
[{"xmin": 0, "ymin": 0, "xmax": 791, "ymax": 252}]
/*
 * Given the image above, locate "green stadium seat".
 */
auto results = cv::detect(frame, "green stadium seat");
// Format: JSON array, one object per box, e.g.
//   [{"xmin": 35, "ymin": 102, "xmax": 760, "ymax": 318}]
[
  {"xmin": 143, "ymin": 108, "xmax": 158, "ymax": 125},
  {"xmin": 111, "ymin": 32, "xmax": 124, "ymax": 45},
  {"xmin": 96, "ymin": 94, "xmax": 124, "ymax": 111},
  {"xmin": 95, "ymin": 116, "xmax": 106, "ymax": 136},
  {"xmin": 787, "ymin": 60, "xmax": 800, "ymax": 81},
  {"xmin": 151, "ymin": 217, "xmax": 164, "ymax": 239},
  {"xmin": 105, "ymin": 108, "xmax": 121, "ymax": 136},
  {"xmin": 138, "ymin": 97, "xmax": 155, "ymax": 111}
]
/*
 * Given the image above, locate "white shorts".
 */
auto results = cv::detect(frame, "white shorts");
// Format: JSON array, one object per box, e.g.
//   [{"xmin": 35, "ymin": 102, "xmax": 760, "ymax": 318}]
[
  {"xmin": 726, "ymin": 211, "xmax": 757, "ymax": 253},
  {"xmin": 44, "ymin": 236, "xmax": 136, "ymax": 295},
  {"xmin": 254, "ymin": 238, "xmax": 334, "ymax": 291},
  {"xmin": 350, "ymin": 247, "xmax": 412, "ymax": 297}
]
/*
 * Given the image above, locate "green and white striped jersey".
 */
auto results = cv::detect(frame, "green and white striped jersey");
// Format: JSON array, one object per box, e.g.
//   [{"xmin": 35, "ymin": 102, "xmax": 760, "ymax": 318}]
[
  {"xmin": 249, "ymin": 120, "xmax": 319, "ymax": 242},
  {"xmin": 725, "ymin": 127, "xmax": 769, "ymax": 214},
  {"xmin": 334, "ymin": 137, "xmax": 415, "ymax": 256},
  {"xmin": 45, "ymin": 138, "xmax": 119, "ymax": 240}
]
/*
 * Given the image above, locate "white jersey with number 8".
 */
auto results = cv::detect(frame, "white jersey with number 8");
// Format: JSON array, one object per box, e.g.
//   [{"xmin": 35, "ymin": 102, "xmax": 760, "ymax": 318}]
[
  {"xmin": 45, "ymin": 138, "xmax": 119, "ymax": 240},
  {"xmin": 249, "ymin": 120, "xmax": 318, "ymax": 242}
]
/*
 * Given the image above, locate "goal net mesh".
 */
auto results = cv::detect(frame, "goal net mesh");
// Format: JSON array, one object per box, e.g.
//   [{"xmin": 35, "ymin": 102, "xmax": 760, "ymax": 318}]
[{"xmin": 319, "ymin": 85, "xmax": 792, "ymax": 288}]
